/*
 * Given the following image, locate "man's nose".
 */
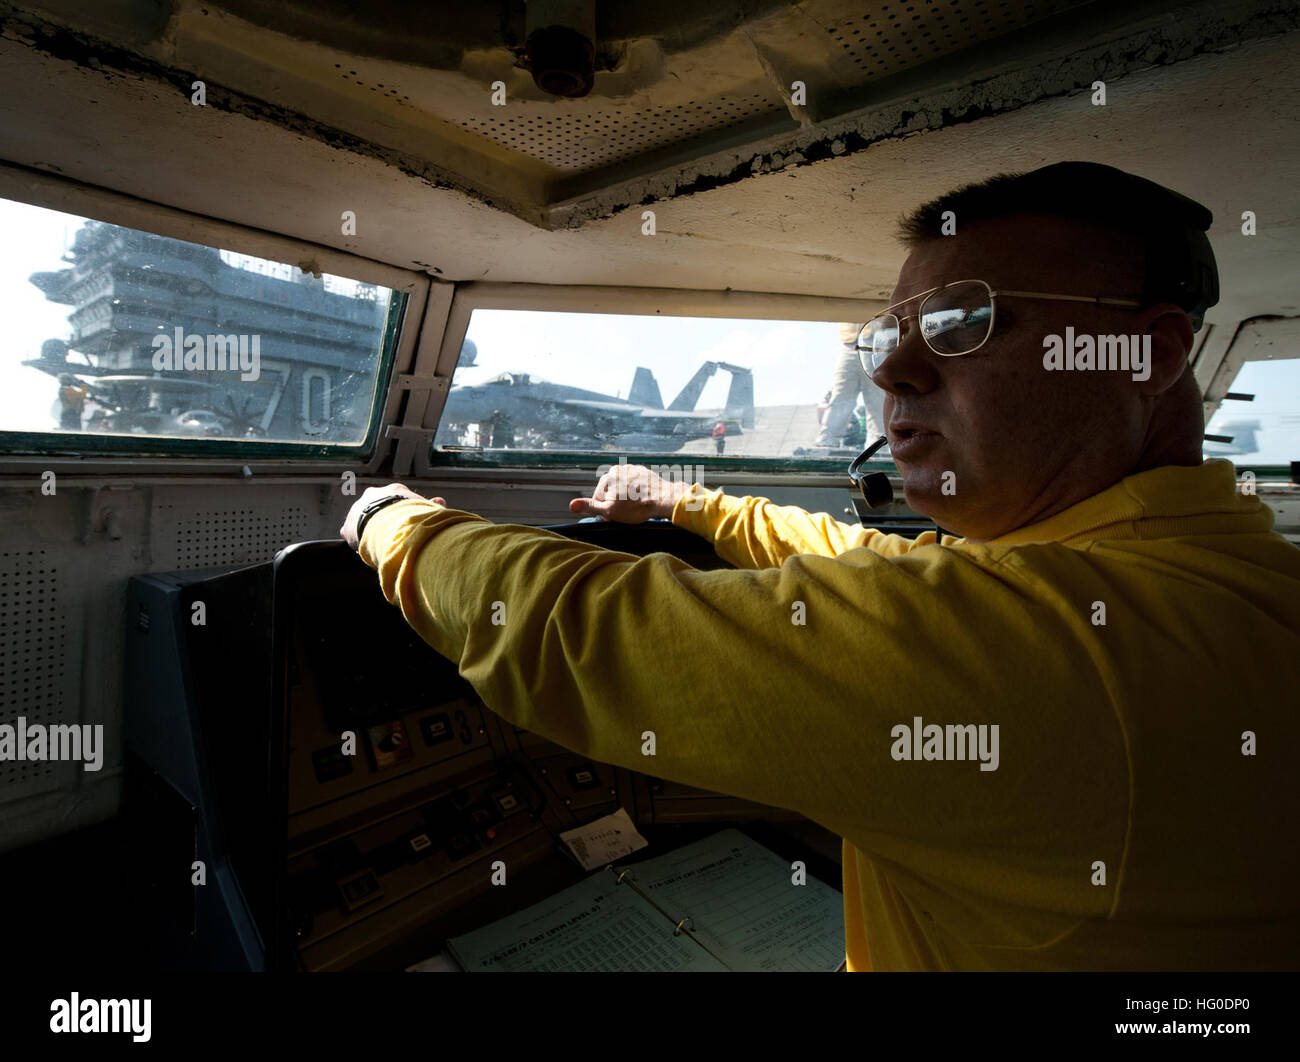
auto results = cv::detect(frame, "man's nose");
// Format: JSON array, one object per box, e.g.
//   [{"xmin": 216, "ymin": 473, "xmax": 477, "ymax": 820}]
[{"xmin": 868, "ymin": 319, "xmax": 940, "ymax": 395}]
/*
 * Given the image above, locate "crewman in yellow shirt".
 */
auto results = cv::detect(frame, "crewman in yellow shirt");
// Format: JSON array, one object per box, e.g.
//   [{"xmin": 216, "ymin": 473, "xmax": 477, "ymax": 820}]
[{"xmin": 342, "ymin": 162, "xmax": 1300, "ymax": 970}]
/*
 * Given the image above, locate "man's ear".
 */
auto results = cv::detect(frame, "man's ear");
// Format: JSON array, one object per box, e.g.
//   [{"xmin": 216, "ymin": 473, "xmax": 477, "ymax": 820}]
[{"xmin": 1137, "ymin": 303, "xmax": 1195, "ymax": 395}]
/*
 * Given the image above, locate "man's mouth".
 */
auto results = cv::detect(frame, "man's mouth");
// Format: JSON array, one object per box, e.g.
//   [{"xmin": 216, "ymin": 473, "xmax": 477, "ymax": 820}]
[
  {"xmin": 888, "ymin": 422, "xmax": 941, "ymax": 457},
  {"xmin": 888, "ymin": 421, "xmax": 940, "ymax": 442}
]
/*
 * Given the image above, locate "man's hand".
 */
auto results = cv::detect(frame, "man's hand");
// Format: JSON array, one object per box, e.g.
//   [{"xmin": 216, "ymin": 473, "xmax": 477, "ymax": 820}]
[
  {"xmin": 341, "ymin": 483, "xmax": 445, "ymax": 550},
  {"xmin": 569, "ymin": 464, "xmax": 688, "ymax": 523}
]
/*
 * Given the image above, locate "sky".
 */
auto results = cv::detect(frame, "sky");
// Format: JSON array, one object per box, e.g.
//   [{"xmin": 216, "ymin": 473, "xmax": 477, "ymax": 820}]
[
  {"xmin": 2, "ymin": 194, "xmax": 1297, "ymax": 463},
  {"xmin": 0, "ymin": 199, "xmax": 80, "ymax": 430},
  {"xmin": 1205, "ymin": 359, "xmax": 1300, "ymax": 464}
]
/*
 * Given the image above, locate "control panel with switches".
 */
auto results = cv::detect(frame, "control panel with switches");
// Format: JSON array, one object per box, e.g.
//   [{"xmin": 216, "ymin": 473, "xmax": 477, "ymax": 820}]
[{"xmin": 126, "ymin": 540, "xmax": 820, "ymax": 972}]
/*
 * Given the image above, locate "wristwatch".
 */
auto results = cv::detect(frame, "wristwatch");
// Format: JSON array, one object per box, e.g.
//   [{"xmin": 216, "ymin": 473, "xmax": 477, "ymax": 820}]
[{"xmin": 355, "ymin": 493, "xmax": 410, "ymax": 544}]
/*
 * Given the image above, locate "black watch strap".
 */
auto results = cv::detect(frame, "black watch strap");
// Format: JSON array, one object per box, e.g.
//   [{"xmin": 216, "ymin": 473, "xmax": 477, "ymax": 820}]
[{"xmin": 355, "ymin": 494, "xmax": 408, "ymax": 542}]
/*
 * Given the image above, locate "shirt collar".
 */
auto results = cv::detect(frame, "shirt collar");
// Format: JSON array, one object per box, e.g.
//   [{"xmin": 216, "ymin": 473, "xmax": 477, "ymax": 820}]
[{"xmin": 987, "ymin": 459, "xmax": 1274, "ymax": 546}]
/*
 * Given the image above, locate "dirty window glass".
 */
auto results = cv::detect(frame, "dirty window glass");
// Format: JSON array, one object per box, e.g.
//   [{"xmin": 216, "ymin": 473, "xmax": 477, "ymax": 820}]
[
  {"xmin": 0, "ymin": 197, "xmax": 398, "ymax": 447},
  {"xmin": 434, "ymin": 309, "xmax": 887, "ymax": 461},
  {"xmin": 1204, "ymin": 356, "xmax": 1300, "ymax": 466}
]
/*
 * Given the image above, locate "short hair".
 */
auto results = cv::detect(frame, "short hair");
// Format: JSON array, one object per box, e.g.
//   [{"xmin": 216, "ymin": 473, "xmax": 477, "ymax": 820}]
[{"xmin": 897, "ymin": 161, "xmax": 1219, "ymax": 330}]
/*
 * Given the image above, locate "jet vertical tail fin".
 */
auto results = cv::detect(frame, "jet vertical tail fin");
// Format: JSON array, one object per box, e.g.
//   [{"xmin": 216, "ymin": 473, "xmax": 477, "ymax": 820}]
[
  {"xmin": 629, "ymin": 367, "xmax": 663, "ymax": 409},
  {"xmin": 720, "ymin": 365, "xmax": 755, "ymax": 429},
  {"xmin": 668, "ymin": 361, "xmax": 718, "ymax": 410}
]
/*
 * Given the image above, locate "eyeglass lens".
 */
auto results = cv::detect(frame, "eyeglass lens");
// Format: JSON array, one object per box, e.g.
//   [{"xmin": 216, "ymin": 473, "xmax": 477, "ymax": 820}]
[{"xmin": 857, "ymin": 280, "xmax": 994, "ymax": 369}]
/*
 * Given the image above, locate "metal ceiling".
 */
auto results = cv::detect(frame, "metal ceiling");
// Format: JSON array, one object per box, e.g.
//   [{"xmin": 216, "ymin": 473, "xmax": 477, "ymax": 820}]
[
  {"xmin": 311, "ymin": 0, "xmax": 1093, "ymax": 180},
  {"xmin": 455, "ymin": 93, "xmax": 780, "ymax": 174},
  {"xmin": 9, "ymin": 0, "xmax": 1278, "ymax": 226}
]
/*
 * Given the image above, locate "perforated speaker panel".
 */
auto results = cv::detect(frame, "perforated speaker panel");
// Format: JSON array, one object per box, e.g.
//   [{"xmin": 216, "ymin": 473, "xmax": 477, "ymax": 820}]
[
  {"xmin": 152, "ymin": 504, "xmax": 311, "ymax": 570},
  {"xmin": 826, "ymin": 0, "xmax": 1085, "ymax": 80},
  {"xmin": 455, "ymin": 93, "xmax": 778, "ymax": 173},
  {"xmin": 0, "ymin": 549, "xmax": 71, "ymax": 803}
]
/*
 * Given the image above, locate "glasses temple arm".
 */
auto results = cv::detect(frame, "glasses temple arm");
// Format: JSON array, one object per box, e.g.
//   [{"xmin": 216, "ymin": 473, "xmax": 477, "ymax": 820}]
[{"xmin": 995, "ymin": 289, "xmax": 1143, "ymax": 307}]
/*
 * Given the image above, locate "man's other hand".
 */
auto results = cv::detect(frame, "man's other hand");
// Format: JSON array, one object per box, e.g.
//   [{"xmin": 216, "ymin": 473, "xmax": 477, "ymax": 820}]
[
  {"xmin": 569, "ymin": 464, "xmax": 688, "ymax": 523},
  {"xmin": 341, "ymin": 483, "xmax": 444, "ymax": 549}
]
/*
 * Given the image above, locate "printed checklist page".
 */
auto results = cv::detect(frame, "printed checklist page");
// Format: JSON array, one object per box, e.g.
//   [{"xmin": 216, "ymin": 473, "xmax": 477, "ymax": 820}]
[
  {"xmin": 631, "ymin": 829, "xmax": 845, "ymax": 972},
  {"xmin": 446, "ymin": 869, "xmax": 727, "ymax": 972}
]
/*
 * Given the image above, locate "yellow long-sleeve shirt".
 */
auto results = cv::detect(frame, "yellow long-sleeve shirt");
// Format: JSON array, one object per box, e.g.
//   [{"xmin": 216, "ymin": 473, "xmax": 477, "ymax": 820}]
[{"xmin": 359, "ymin": 458, "xmax": 1300, "ymax": 971}]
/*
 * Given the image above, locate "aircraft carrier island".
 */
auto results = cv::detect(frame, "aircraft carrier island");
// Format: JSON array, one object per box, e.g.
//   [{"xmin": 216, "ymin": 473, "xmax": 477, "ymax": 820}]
[{"xmin": 25, "ymin": 218, "xmax": 392, "ymax": 442}]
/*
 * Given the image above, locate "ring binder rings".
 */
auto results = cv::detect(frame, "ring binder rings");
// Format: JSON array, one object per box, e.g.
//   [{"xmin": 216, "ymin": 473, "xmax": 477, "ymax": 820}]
[
  {"xmin": 607, "ymin": 863, "xmax": 696, "ymax": 938},
  {"xmin": 445, "ymin": 829, "xmax": 845, "ymax": 972}
]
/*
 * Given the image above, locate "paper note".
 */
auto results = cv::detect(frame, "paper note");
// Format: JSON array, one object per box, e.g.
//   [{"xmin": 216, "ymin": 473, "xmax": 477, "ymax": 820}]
[{"xmin": 558, "ymin": 807, "xmax": 648, "ymax": 871}]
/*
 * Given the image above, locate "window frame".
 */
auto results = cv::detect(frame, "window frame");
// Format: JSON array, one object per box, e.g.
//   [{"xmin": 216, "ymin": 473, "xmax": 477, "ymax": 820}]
[
  {"xmin": 0, "ymin": 163, "xmax": 430, "ymax": 476},
  {"xmin": 1196, "ymin": 315, "xmax": 1300, "ymax": 478},
  {"xmin": 410, "ymin": 280, "xmax": 890, "ymax": 482}
]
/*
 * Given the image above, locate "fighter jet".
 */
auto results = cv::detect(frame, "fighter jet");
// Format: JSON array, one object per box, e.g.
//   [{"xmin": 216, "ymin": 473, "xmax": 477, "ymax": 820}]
[{"xmin": 436, "ymin": 360, "xmax": 755, "ymax": 452}]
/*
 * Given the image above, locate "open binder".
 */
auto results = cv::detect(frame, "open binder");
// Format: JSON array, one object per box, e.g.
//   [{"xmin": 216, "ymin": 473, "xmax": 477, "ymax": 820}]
[{"xmin": 446, "ymin": 828, "xmax": 845, "ymax": 971}]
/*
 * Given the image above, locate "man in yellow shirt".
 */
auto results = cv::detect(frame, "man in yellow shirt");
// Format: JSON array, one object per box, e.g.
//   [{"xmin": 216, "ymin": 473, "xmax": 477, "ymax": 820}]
[{"xmin": 342, "ymin": 162, "xmax": 1299, "ymax": 970}]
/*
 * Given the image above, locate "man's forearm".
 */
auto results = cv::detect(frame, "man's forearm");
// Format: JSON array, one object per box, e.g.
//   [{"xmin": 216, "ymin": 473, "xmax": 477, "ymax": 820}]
[{"xmin": 671, "ymin": 483, "xmax": 876, "ymax": 567}]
